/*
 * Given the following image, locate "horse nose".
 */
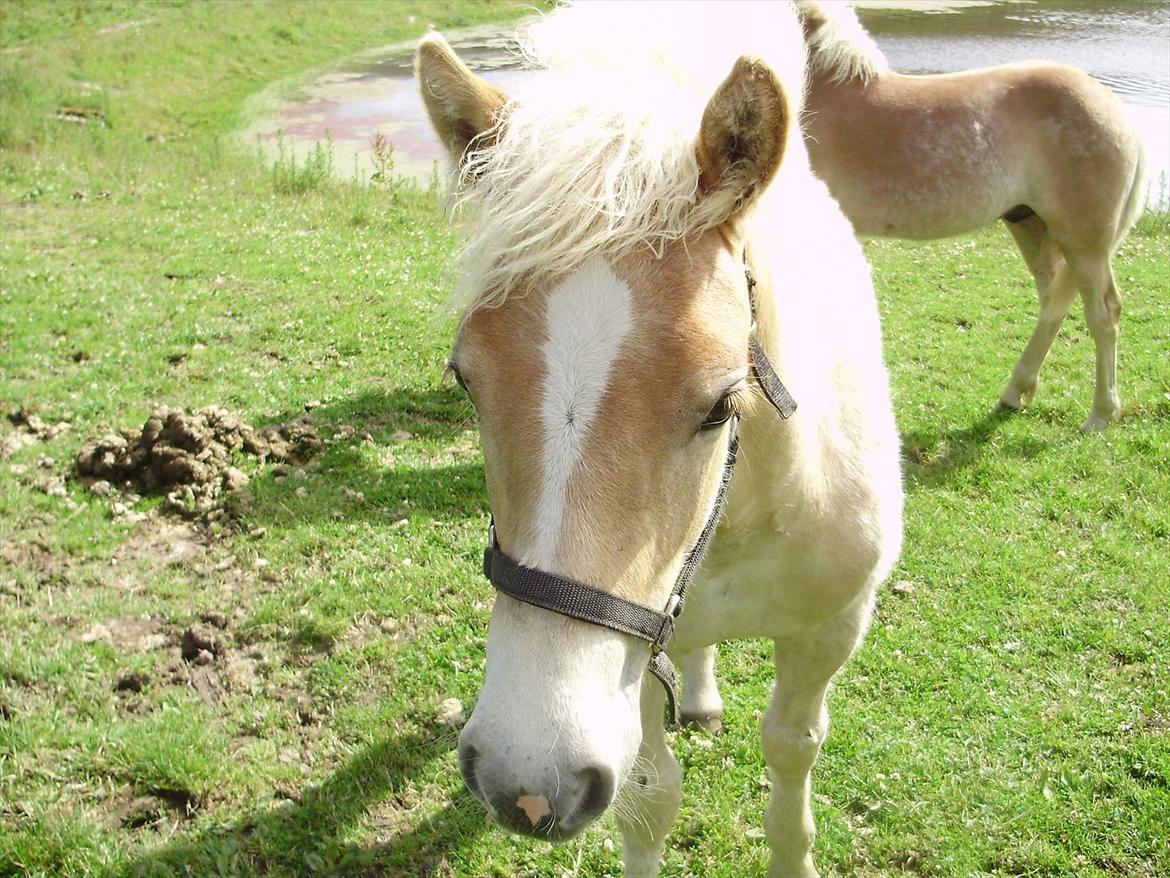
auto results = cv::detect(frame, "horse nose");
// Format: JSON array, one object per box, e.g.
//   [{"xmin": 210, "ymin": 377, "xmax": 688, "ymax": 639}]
[
  {"xmin": 492, "ymin": 764, "xmax": 615, "ymax": 838},
  {"xmin": 457, "ymin": 742, "xmax": 484, "ymax": 801},
  {"xmin": 574, "ymin": 765, "xmax": 615, "ymax": 824},
  {"xmin": 461, "ymin": 752, "xmax": 616, "ymax": 840}
]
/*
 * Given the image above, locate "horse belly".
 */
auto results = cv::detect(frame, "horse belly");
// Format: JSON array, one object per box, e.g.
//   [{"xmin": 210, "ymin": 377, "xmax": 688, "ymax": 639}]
[{"xmin": 819, "ymin": 153, "xmax": 1020, "ymax": 240}]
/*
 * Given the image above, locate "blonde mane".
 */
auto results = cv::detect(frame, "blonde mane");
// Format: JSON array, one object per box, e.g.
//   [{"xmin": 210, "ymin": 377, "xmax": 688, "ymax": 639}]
[
  {"xmin": 795, "ymin": 1, "xmax": 888, "ymax": 85},
  {"xmin": 446, "ymin": 1, "xmax": 809, "ymax": 310}
]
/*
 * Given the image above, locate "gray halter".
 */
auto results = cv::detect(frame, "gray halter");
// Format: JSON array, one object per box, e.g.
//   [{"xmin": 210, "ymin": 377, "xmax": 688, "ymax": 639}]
[{"xmin": 481, "ymin": 252, "xmax": 796, "ymax": 724}]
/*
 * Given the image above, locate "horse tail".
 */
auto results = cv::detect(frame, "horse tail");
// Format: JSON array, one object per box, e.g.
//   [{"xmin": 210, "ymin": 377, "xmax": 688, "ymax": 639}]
[{"xmin": 1111, "ymin": 134, "xmax": 1147, "ymax": 255}]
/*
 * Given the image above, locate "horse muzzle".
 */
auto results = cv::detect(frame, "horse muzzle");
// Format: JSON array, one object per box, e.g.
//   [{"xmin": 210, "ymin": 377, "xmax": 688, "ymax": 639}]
[{"xmin": 458, "ymin": 734, "xmax": 616, "ymax": 840}]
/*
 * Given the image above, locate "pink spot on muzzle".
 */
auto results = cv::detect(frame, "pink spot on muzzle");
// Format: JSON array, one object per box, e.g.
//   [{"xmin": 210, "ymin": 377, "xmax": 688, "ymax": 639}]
[{"xmin": 516, "ymin": 793, "xmax": 552, "ymax": 826}]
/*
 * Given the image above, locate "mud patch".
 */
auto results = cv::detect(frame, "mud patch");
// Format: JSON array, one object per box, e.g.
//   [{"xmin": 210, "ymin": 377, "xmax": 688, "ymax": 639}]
[
  {"xmin": 74, "ymin": 406, "xmax": 322, "ymax": 520},
  {"xmin": 156, "ymin": 622, "xmax": 266, "ymax": 706},
  {"xmin": 168, "ymin": 650, "xmax": 263, "ymax": 706},
  {"xmin": 114, "ymin": 670, "xmax": 150, "ymax": 693},
  {"xmin": 0, "ymin": 536, "xmax": 68, "ymax": 588}
]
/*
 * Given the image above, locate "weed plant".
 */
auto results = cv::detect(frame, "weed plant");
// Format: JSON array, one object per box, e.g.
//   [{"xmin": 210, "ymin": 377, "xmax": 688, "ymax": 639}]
[{"xmin": 268, "ymin": 131, "xmax": 335, "ymax": 195}]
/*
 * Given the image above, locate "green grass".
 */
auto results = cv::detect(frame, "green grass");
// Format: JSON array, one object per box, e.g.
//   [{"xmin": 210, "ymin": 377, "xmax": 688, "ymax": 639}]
[{"xmin": 2, "ymin": 3, "xmax": 1168, "ymax": 877}]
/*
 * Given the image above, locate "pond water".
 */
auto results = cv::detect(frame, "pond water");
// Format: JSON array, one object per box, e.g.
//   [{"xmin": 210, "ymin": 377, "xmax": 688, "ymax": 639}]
[{"xmin": 247, "ymin": 1, "xmax": 1170, "ymax": 205}]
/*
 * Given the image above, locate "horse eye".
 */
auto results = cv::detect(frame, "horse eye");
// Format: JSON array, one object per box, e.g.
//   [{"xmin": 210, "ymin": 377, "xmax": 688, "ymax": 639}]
[{"xmin": 700, "ymin": 393, "xmax": 737, "ymax": 431}]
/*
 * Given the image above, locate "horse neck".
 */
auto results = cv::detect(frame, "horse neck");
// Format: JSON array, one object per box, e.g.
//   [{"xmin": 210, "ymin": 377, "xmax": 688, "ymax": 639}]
[
  {"xmin": 733, "ymin": 160, "xmax": 846, "ymax": 512},
  {"xmin": 737, "ymin": 231, "xmax": 808, "ymax": 506},
  {"xmin": 806, "ymin": 63, "xmax": 872, "ymax": 105}
]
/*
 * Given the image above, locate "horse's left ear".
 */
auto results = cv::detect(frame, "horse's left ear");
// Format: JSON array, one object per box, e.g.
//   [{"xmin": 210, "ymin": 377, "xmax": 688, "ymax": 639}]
[
  {"xmin": 416, "ymin": 33, "xmax": 509, "ymax": 165},
  {"xmin": 696, "ymin": 55, "xmax": 789, "ymax": 218}
]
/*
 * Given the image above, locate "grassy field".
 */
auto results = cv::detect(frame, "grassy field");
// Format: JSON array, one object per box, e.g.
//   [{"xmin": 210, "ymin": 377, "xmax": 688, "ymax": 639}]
[{"xmin": 2, "ymin": 3, "xmax": 1168, "ymax": 877}]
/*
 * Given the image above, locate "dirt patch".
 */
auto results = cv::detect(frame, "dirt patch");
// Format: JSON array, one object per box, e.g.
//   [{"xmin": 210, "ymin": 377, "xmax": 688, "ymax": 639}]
[
  {"xmin": 86, "ymin": 612, "xmax": 267, "ymax": 708},
  {"xmin": 2, "ymin": 407, "xmax": 71, "ymax": 460},
  {"xmin": 0, "ymin": 535, "xmax": 67, "ymax": 586},
  {"xmin": 161, "ymin": 646, "xmax": 264, "ymax": 706},
  {"xmin": 79, "ymin": 615, "xmax": 169, "ymax": 652},
  {"xmin": 152, "ymin": 616, "xmax": 266, "ymax": 706},
  {"xmin": 114, "ymin": 670, "xmax": 150, "ymax": 693},
  {"xmin": 74, "ymin": 406, "xmax": 321, "ymax": 520},
  {"xmin": 104, "ymin": 787, "xmax": 196, "ymax": 831}
]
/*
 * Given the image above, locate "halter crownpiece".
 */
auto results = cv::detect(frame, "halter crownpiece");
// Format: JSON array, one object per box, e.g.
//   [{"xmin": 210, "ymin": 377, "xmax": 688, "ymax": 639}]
[{"xmin": 480, "ymin": 251, "xmax": 795, "ymax": 724}]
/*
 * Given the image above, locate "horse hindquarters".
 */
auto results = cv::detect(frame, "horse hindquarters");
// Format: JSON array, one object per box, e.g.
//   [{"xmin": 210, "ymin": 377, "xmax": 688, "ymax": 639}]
[{"xmin": 1015, "ymin": 79, "xmax": 1145, "ymax": 429}]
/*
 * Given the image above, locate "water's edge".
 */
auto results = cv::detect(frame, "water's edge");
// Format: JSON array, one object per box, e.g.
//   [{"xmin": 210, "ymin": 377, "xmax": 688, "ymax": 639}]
[{"xmin": 244, "ymin": 3, "xmax": 1170, "ymax": 207}]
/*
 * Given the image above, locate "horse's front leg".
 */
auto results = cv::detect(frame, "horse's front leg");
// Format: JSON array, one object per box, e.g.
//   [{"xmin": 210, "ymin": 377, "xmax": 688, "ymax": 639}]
[
  {"xmin": 680, "ymin": 644, "xmax": 724, "ymax": 732},
  {"xmin": 762, "ymin": 600, "xmax": 871, "ymax": 878},
  {"xmin": 616, "ymin": 679, "xmax": 682, "ymax": 878}
]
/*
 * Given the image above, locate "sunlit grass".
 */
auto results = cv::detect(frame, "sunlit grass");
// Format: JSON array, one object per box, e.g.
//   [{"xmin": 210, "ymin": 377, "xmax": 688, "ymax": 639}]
[{"xmin": 1, "ymin": 3, "xmax": 1168, "ymax": 877}]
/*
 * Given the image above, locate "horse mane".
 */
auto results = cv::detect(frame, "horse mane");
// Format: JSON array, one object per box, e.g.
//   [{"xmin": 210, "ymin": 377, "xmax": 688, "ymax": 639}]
[
  {"xmin": 448, "ymin": 2, "xmax": 808, "ymax": 310},
  {"xmin": 794, "ymin": 1, "xmax": 888, "ymax": 85}
]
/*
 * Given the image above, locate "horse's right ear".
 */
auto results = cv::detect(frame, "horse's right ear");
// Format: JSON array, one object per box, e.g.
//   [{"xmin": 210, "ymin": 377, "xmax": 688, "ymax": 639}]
[
  {"xmin": 415, "ymin": 33, "xmax": 509, "ymax": 165},
  {"xmin": 696, "ymin": 55, "xmax": 789, "ymax": 221}
]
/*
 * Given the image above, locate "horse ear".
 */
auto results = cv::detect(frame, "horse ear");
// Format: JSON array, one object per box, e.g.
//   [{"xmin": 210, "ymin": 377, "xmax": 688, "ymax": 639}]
[
  {"xmin": 696, "ymin": 55, "xmax": 788, "ymax": 218},
  {"xmin": 415, "ymin": 33, "xmax": 509, "ymax": 164}
]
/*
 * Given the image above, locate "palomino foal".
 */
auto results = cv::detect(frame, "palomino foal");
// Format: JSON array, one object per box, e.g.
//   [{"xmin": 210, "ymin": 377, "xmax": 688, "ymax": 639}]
[
  {"xmin": 796, "ymin": 1, "xmax": 1147, "ymax": 431},
  {"xmin": 416, "ymin": 4, "xmax": 902, "ymax": 875}
]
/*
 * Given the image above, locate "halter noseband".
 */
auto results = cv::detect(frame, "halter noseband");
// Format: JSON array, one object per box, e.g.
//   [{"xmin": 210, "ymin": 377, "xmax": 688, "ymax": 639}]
[{"xmin": 480, "ymin": 251, "xmax": 796, "ymax": 725}]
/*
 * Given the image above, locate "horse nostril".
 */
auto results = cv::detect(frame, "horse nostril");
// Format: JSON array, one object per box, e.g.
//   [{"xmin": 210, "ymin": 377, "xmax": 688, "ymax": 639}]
[
  {"xmin": 575, "ymin": 765, "xmax": 615, "ymax": 823},
  {"xmin": 459, "ymin": 744, "xmax": 483, "ymax": 800}
]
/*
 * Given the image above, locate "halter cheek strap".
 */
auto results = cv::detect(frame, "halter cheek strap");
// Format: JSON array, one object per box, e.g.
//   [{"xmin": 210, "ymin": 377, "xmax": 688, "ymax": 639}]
[
  {"xmin": 479, "ymin": 251, "xmax": 794, "ymax": 725},
  {"xmin": 483, "ymin": 432, "xmax": 739, "ymax": 725}
]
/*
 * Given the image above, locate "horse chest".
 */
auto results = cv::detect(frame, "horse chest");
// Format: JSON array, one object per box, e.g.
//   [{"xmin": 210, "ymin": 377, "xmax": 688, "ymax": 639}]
[{"xmin": 673, "ymin": 513, "xmax": 877, "ymax": 649}]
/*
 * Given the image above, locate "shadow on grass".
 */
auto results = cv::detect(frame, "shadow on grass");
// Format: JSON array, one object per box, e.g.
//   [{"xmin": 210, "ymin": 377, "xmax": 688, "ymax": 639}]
[
  {"xmin": 95, "ymin": 388, "xmax": 499, "ymax": 874},
  {"xmin": 235, "ymin": 386, "xmax": 487, "ymax": 528},
  {"xmin": 900, "ymin": 405, "xmax": 1035, "ymax": 490},
  {"xmin": 105, "ymin": 725, "xmax": 491, "ymax": 877},
  {"xmin": 267, "ymin": 386, "xmax": 477, "ymax": 446}
]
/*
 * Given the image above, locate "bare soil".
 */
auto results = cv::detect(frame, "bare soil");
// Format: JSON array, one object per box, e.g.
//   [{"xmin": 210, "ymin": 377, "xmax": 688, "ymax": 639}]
[{"xmin": 1, "ymin": 407, "xmax": 70, "ymax": 459}]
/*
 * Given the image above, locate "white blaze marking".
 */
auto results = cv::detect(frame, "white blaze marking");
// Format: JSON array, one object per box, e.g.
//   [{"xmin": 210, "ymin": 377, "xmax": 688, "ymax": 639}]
[{"xmin": 534, "ymin": 257, "xmax": 633, "ymax": 564}]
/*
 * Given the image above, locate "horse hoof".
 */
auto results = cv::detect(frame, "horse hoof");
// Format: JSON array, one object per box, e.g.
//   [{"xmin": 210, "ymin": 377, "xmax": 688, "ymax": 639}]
[
  {"xmin": 1079, "ymin": 414, "xmax": 1112, "ymax": 432},
  {"xmin": 681, "ymin": 712, "xmax": 723, "ymax": 734},
  {"xmin": 999, "ymin": 383, "xmax": 1036, "ymax": 410},
  {"xmin": 996, "ymin": 398, "xmax": 1022, "ymax": 414}
]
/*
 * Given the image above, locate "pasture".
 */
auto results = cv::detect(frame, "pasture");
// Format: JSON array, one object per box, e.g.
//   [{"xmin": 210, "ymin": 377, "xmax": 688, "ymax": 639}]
[{"xmin": 1, "ymin": 2, "xmax": 1167, "ymax": 877}]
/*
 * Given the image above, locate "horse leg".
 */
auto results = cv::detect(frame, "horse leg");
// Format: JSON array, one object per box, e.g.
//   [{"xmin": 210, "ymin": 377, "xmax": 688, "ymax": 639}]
[
  {"xmin": 763, "ymin": 601, "xmax": 871, "ymax": 878},
  {"xmin": 680, "ymin": 645, "xmax": 724, "ymax": 732},
  {"xmin": 617, "ymin": 680, "xmax": 682, "ymax": 878},
  {"xmin": 1068, "ymin": 253, "xmax": 1123, "ymax": 431},
  {"xmin": 1000, "ymin": 216, "xmax": 1076, "ymax": 409}
]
